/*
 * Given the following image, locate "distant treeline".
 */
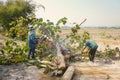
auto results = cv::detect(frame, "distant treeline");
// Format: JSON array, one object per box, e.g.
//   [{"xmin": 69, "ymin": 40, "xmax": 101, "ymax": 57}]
[
  {"xmin": 61, "ymin": 26, "xmax": 120, "ymax": 29},
  {"xmin": 83, "ymin": 27, "xmax": 120, "ymax": 29}
]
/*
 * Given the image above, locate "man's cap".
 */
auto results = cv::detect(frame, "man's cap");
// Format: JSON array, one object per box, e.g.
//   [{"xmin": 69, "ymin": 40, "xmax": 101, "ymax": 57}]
[{"xmin": 29, "ymin": 25, "xmax": 34, "ymax": 30}]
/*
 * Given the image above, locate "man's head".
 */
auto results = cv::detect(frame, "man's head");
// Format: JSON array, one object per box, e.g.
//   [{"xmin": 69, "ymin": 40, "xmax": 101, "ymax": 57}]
[{"xmin": 29, "ymin": 25, "xmax": 34, "ymax": 31}]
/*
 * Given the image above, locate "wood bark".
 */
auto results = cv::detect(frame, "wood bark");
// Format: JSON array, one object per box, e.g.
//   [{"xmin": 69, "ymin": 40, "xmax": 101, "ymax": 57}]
[
  {"xmin": 56, "ymin": 42, "xmax": 66, "ymax": 70},
  {"xmin": 62, "ymin": 66, "xmax": 75, "ymax": 80},
  {"xmin": 40, "ymin": 61, "xmax": 56, "ymax": 67},
  {"xmin": 40, "ymin": 64, "xmax": 55, "ymax": 70}
]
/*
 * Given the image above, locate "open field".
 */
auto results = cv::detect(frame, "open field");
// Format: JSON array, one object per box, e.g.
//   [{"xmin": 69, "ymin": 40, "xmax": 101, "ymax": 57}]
[{"xmin": 60, "ymin": 28, "xmax": 120, "ymax": 51}]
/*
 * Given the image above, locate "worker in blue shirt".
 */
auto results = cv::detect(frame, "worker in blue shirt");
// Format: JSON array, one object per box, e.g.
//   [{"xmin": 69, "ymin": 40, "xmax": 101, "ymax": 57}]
[
  {"xmin": 80, "ymin": 40, "xmax": 98, "ymax": 62},
  {"xmin": 27, "ymin": 26, "xmax": 37, "ymax": 59}
]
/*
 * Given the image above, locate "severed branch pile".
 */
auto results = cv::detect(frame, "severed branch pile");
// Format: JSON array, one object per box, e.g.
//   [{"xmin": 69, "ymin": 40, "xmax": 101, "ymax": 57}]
[
  {"xmin": 35, "ymin": 19, "xmax": 87, "ymax": 79},
  {"xmin": 36, "ymin": 27, "xmax": 77, "ymax": 79}
]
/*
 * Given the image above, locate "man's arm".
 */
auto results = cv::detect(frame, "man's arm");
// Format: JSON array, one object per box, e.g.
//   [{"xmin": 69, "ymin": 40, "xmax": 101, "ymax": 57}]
[{"xmin": 80, "ymin": 46, "xmax": 87, "ymax": 54}]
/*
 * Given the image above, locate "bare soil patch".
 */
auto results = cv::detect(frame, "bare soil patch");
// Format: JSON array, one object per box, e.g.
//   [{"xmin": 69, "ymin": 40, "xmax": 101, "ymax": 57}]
[{"xmin": 71, "ymin": 60, "xmax": 120, "ymax": 80}]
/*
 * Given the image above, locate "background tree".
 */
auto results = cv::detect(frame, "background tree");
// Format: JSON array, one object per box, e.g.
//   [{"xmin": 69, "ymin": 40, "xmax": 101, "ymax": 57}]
[{"xmin": 0, "ymin": 0, "xmax": 35, "ymax": 31}]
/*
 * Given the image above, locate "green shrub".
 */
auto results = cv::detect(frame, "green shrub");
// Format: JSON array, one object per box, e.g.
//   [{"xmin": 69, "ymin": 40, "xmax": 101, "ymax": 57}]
[{"xmin": 0, "ymin": 39, "xmax": 28, "ymax": 65}]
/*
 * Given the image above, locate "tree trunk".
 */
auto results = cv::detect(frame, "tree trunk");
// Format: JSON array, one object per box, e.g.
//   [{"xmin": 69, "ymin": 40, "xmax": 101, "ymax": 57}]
[
  {"xmin": 37, "ymin": 28, "xmax": 66, "ymax": 70},
  {"xmin": 62, "ymin": 66, "xmax": 75, "ymax": 80},
  {"xmin": 40, "ymin": 61, "xmax": 56, "ymax": 67},
  {"xmin": 56, "ymin": 42, "xmax": 66, "ymax": 70}
]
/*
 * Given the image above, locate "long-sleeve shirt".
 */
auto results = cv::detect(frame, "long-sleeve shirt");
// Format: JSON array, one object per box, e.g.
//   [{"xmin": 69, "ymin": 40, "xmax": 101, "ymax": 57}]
[{"xmin": 28, "ymin": 31, "xmax": 36, "ymax": 49}]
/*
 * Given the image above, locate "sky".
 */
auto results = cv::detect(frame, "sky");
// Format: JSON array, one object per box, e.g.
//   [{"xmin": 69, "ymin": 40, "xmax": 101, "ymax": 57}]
[
  {"xmin": 1, "ymin": 0, "xmax": 120, "ymax": 27},
  {"xmin": 33, "ymin": 0, "xmax": 120, "ymax": 27}
]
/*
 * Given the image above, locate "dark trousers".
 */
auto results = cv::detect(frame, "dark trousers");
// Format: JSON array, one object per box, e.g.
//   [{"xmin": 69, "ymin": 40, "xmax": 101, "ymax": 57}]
[
  {"xmin": 27, "ymin": 48, "xmax": 35, "ymax": 59},
  {"xmin": 89, "ymin": 48, "xmax": 97, "ymax": 62}
]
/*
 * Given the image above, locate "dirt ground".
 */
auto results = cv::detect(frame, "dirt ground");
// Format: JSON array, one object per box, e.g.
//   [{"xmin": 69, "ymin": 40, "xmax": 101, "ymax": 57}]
[{"xmin": 71, "ymin": 60, "xmax": 120, "ymax": 80}]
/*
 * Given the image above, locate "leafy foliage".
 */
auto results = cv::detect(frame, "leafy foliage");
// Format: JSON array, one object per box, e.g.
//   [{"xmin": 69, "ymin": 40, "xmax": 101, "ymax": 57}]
[
  {"xmin": 66, "ymin": 23, "xmax": 90, "ymax": 53},
  {"xmin": 0, "ymin": 39, "xmax": 28, "ymax": 65},
  {"xmin": 96, "ymin": 45, "xmax": 117, "ymax": 59},
  {"xmin": 34, "ymin": 17, "xmax": 68, "ymax": 58},
  {"xmin": 6, "ymin": 16, "xmax": 29, "ymax": 40},
  {"xmin": 0, "ymin": 0, "xmax": 35, "ymax": 31},
  {"xmin": 0, "ymin": 15, "xmax": 91, "ymax": 65}
]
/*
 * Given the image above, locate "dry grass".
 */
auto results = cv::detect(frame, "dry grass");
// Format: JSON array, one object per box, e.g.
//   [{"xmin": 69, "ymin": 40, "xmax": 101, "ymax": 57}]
[{"xmin": 60, "ymin": 28, "xmax": 120, "ymax": 51}]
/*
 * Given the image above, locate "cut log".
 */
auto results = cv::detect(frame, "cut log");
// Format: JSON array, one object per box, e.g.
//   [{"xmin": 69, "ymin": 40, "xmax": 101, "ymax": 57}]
[
  {"xmin": 62, "ymin": 66, "xmax": 75, "ymax": 80},
  {"xmin": 71, "ymin": 53, "xmax": 81, "ymax": 57},
  {"xmin": 64, "ymin": 53, "xmax": 81, "ymax": 61},
  {"xmin": 40, "ymin": 61, "xmax": 56, "ymax": 67},
  {"xmin": 64, "ymin": 54, "xmax": 71, "ymax": 60},
  {"xmin": 56, "ymin": 42, "xmax": 66, "ymax": 70},
  {"xmin": 40, "ymin": 64, "xmax": 55, "ymax": 70}
]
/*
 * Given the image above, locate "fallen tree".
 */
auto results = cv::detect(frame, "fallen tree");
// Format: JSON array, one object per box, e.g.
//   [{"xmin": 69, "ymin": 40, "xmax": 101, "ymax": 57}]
[{"xmin": 33, "ymin": 18, "xmax": 88, "ymax": 80}]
